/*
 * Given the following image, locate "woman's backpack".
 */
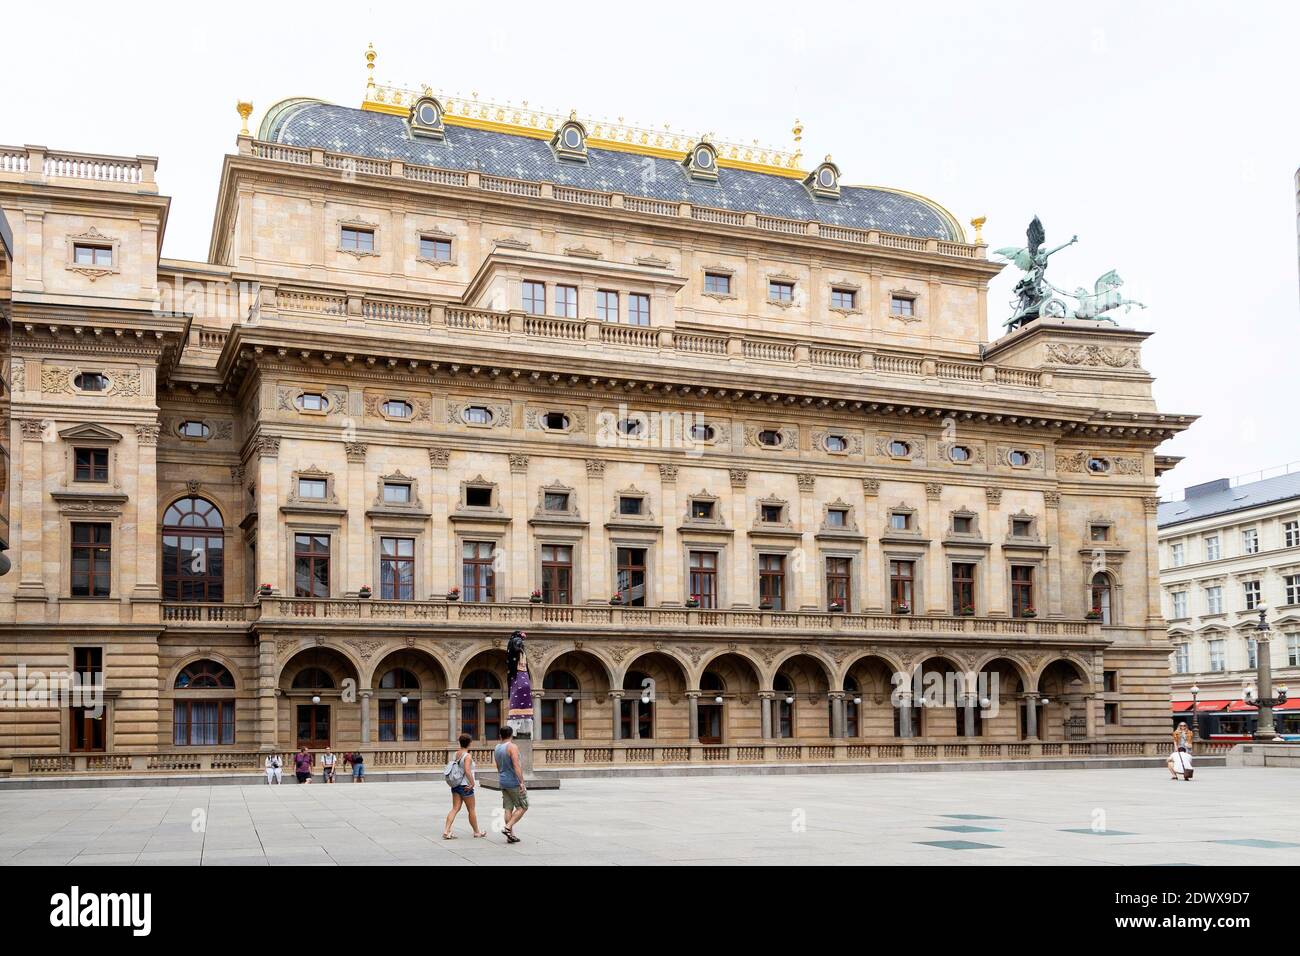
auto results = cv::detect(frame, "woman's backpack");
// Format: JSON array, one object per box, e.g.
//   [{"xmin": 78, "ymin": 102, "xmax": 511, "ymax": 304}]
[{"xmin": 443, "ymin": 752, "xmax": 468, "ymax": 788}]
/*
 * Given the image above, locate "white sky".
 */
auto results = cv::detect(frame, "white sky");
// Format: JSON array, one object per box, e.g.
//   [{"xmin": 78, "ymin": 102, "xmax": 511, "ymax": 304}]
[{"xmin": 6, "ymin": 1, "xmax": 1297, "ymax": 498}]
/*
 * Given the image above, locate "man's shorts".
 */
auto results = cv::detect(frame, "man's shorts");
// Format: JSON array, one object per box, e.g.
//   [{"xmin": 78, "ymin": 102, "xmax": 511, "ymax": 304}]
[{"xmin": 501, "ymin": 786, "xmax": 528, "ymax": 813}]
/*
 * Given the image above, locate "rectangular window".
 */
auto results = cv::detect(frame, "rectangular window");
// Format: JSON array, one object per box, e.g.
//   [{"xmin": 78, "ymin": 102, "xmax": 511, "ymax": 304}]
[
  {"xmin": 541, "ymin": 544, "xmax": 573, "ymax": 605},
  {"xmin": 760, "ymin": 503, "xmax": 784, "ymax": 523},
  {"xmin": 1289, "ymin": 634, "xmax": 1300, "ymax": 667},
  {"xmin": 618, "ymin": 496, "xmax": 644, "ymax": 516},
  {"xmin": 293, "ymin": 533, "xmax": 330, "ymax": 598},
  {"xmin": 951, "ymin": 563, "xmax": 976, "ymax": 615},
  {"xmin": 1104, "ymin": 702, "xmax": 1119, "ymax": 726},
  {"xmin": 1286, "ymin": 574, "xmax": 1300, "ymax": 606},
  {"xmin": 465, "ymin": 485, "xmax": 493, "ymax": 508},
  {"xmin": 74, "ymin": 244, "xmax": 113, "ymax": 266},
  {"xmin": 1204, "ymin": 535, "xmax": 1221, "ymax": 561},
  {"xmin": 627, "ymin": 293, "xmax": 651, "ymax": 326},
  {"xmin": 379, "ymin": 537, "xmax": 414, "ymax": 601},
  {"xmin": 826, "ymin": 556, "xmax": 851, "ymax": 611},
  {"xmin": 1010, "ymin": 565, "xmax": 1035, "ymax": 618},
  {"xmin": 1242, "ymin": 529, "xmax": 1259, "ymax": 555},
  {"xmin": 74, "ymin": 647, "xmax": 103, "ymax": 681},
  {"xmin": 523, "ymin": 280, "xmax": 546, "ymax": 315},
  {"xmin": 690, "ymin": 499, "xmax": 715, "ymax": 521},
  {"xmin": 890, "ymin": 512, "xmax": 912, "ymax": 532},
  {"xmin": 382, "ymin": 482, "xmax": 412, "ymax": 504},
  {"xmin": 1103, "ymin": 670, "xmax": 1118, "ymax": 693},
  {"xmin": 1174, "ymin": 643, "xmax": 1190, "ymax": 674},
  {"xmin": 1286, "ymin": 521, "xmax": 1300, "ymax": 548},
  {"xmin": 1169, "ymin": 542, "xmax": 1185, "ymax": 567},
  {"xmin": 597, "ymin": 289, "xmax": 619, "ymax": 322},
  {"xmin": 174, "ymin": 700, "xmax": 235, "ymax": 746},
  {"xmin": 1012, "ymin": 518, "xmax": 1033, "ymax": 538},
  {"xmin": 543, "ymin": 491, "xmax": 570, "ymax": 512},
  {"xmin": 1247, "ymin": 638, "xmax": 1258, "ymax": 669},
  {"xmin": 419, "ymin": 236, "xmax": 452, "ymax": 261},
  {"xmin": 953, "ymin": 515, "xmax": 974, "ymax": 535},
  {"xmin": 826, "ymin": 508, "xmax": 848, "ymax": 528},
  {"xmin": 758, "ymin": 554, "xmax": 786, "ymax": 610},
  {"xmin": 298, "ymin": 478, "xmax": 327, "ymax": 499},
  {"xmin": 555, "ymin": 285, "xmax": 578, "ymax": 318},
  {"xmin": 1206, "ymin": 586, "xmax": 1223, "ymax": 614},
  {"xmin": 704, "ymin": 272, "xmax": 732, "ymax": 295},
  {"xmin": 830, "ymin": 288, "xmax": 856, "ymax": 310},
  {"xmin": 768, "ymin": 280, "xmax": 794, "ymax": 304},
  {"xmin": 340, "ymin": 227, "xmax": 375, "ymax": 252},
  {"xmin": 1171, "ymin": 591, "xmax": 1188, "ymax": 618},
  {"xmin": 1089, "ymin": 524, "xmax": 1110, "ymax": 542},
  {"xmin": 1208, "ymin": 639, "xmax": 1225, "ymax": 672},
  {"xmin": 462, "ymin": 541, "xmax": 496, "ymax": 602},
  {"xmin": 616, "ymin": 547, "xmax": 647, "ymax": 607},
  {"xmin": 70, "ymin": 523, "xmax": 111, "ymax": 598},
  {"xmin": 889, "ymin": 560, "xmax": 914, "ymax": 612},
  {"xmin": 688, "ymin": 551, "xmax": 717, "ymax": 609},
  {"xmin": 73, "ymin": 448, "xmax": 109, "ymax": 483},
  {"xmin": 890, "ymin": 295, "xmax": 915, "ymax": 317},
  {"xmin": 1244, "ymin": 580, "xmax": 1262, "ymax": 610}
]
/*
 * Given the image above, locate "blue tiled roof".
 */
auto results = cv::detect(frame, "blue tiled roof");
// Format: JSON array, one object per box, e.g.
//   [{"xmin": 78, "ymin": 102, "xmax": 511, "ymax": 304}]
[
  {"xmin": 1158, "ymin": 472, "xmax": 1300, "ymax": 528},
  {"xmin": 262, "ymin": 100, "xmax": 962, "ymax": 241}
]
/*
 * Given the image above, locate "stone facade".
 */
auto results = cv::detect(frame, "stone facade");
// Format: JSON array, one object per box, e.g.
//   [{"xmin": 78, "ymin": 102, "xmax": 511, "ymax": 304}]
[{"xmin": 0, "ymin": 96, "xmax": 1192, "ymax": 774}]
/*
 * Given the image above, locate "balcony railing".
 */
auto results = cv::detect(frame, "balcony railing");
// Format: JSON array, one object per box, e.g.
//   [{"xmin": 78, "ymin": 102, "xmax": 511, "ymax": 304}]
[
  {"xmin": 239, "ymin": 137, "xmax": 986, "ymax": 261},
  {"xmin": 0, "ymin": 144, "xmax": 157, "ymax": 191},
  {"xmin": 6, "ymin": 738, "xmax": 1172, "ymax": 777},
  {"xmin": 159, "ymin": 598, "xmax": 1098, "ymax": 638}
]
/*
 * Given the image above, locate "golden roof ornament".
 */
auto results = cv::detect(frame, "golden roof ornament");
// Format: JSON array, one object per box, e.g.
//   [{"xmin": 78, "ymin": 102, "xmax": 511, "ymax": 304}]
[
  {"xmin": 971, "ymin": 216, "xmax": 986, "ymax": 245},
  {"xmin": 237, "ymin": 101, "xmax": 253, "ymax": 136},
  {"xmin": 365, "ymin": 43, "xmax": 376, "ymax": 92}
]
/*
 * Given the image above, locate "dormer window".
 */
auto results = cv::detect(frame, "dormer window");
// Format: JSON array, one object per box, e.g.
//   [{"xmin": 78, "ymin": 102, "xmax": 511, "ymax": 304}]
[
  {"xmin": 410, "ymin": 95, "xmax": 446, "ymax": 140},
  {"xmin": 552, "ymin": 119, "xmax": 588, "ymax": 162},
  {"xmin": 805, "ymin": 159, "xmax": 841, "ymax": 199},
  {"xmin": 684, "ymin": 141, "xmax": 719, "ymax": 182}
]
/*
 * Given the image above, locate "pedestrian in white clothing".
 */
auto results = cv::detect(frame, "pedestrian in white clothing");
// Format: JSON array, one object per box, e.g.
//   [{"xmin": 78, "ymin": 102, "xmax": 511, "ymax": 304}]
[{"xmin": 265, "ymin": 752, "xmax": 283, "ymax": 784}]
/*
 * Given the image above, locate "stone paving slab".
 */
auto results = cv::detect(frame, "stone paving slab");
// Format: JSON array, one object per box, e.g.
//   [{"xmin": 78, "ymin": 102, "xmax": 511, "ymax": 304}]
[{"xmin": 0, "ymin": 767, "xmax": 1295, "ymax": 866}]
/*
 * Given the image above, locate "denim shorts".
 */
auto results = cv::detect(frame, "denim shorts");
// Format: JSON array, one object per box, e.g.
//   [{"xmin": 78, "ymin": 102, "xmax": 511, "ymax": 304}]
[{"xmin": 451, "ymin": 784, "xmax": 474, "ymax": 798}]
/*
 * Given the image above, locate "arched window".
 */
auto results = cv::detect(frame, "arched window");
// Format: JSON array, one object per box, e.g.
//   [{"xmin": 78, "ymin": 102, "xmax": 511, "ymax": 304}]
[
  {"xmin": 700, "ymin": 671, "xmax": 725, "ymax": 692},
  {"xmin": 173, "ymin": 659, "xmax": 235, "ymax": 746},
  {"xmin": 541, "ymin": 670, "xmax": 579, "ymax": 740},
  {"xmin": 162, "ymin": 497, "xmax": 224, "ymax": 603},
  {"xmin": 774, "ymin": 673, "xmax": 795, "ymax": 738},
  {"xmin": 1091, "ymin": 572, "xmax": 1114, "ymax": 625},
  {"xmin": 379, "ymin": 668, "xmax": 419, "ymax": 690},
  {"xmin": 697, "ymin": 671, "xmax": 726, "ymax": 744},
  {"xmin": 377, "ymin": 668, "xmax": 420, "ymax": 742},
  {"xmin": 621, "ymin": 670, "xmax": 654, "ymax": 740},
  {"xmin": 461, "ymin": 670, "xmax": 502, "ymax": 741},
  {"xmin": 292, "ymin": 667, "xmax": 335, "ymax": 689},
  {"xmin": 841, "ymin": 676, "xmax": 860, "ymax": 737},
  {"xmin": 175, "ymin": 659, "xmax": 235, "ymax": 689}
]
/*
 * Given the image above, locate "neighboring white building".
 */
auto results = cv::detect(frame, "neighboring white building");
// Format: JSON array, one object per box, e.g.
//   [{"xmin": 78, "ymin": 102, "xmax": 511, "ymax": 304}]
[{"xmin": 1158, "ymin": 471, "xmax": 1300, "ymax": 735}]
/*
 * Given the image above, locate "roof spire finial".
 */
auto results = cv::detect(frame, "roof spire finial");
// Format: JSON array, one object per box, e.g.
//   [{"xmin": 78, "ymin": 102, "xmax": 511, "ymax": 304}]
[
  {"xmin": 236, "ymin": 100, "xmax": 253, "ymax": 137},
  {"xmin": 792, "ymin": 118, "xmax": 803, "ymax": 145},
  {"xmin": 365, "ymin": 42, "xmax": 377, "ymax": 92},
  {"xmin": 970, "ymin": 216, "xmax": 986, "ymax": 245}
]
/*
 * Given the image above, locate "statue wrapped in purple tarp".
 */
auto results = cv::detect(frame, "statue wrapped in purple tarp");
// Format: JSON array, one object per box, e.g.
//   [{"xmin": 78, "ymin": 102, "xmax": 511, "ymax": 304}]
[{"xmin": 506, "ymin": 629, "xmax": 533, "ymax": 738}]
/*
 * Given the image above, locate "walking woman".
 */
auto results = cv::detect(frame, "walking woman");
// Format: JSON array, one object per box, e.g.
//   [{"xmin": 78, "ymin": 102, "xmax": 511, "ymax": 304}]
[{"xmin": 442, "ymin": 733, "xmax": 487, "ymax": 839}]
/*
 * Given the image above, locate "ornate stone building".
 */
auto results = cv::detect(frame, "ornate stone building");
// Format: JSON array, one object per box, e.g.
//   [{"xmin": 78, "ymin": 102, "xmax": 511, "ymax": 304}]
[{"xmin": 0, "ymin": 57, "xmax": 1193, "ymax": 776}]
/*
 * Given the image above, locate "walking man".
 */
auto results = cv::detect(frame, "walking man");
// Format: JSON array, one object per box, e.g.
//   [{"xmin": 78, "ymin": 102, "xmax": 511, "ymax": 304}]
[{"xmin": 494, "ymin": 726, "xmax": 528, "ymax": 843}]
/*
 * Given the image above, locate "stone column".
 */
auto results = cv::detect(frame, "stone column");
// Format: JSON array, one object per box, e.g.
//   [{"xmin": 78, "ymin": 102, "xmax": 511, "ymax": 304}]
[
  {"xmin": 963, "ymin": 693, "xmax": 977, "ymax": 737},
  {"xmin": 759, "ymin": 691, "xmax": 774, "ymax": 740},
  {"xmin": 862, "ymin": 479, "xmax": 883, "ymax": 610},
  {"xmin": 255, "ymin": 435, "xmax": 282, "ymax": 593},
  {"xmin": 829, "ymin": 691, "xmax": 845, "ymax": 738},
  {"xmin": 345, "ymin": 443, "xmax": 367, "ymax": 597},
  {"xmin": 446, "ymin": 690, "xmax": 461, "ymax": 743},
  {"xmin": 131, "ymin": 422, "xmax": 162, "ymax": 605},
  {"xmin": 898, "ymin": 690, "xmax": 914, "ymax": 738},
  {"xmin": 258, "ymin": 637, "xmax": 278, "ymax": 749},
  {"xmin": 533, "ymin": 688, "xmax": 548, "ymax": 739},
  {"xmin": 924, "ymin": 483, "xmax": 946, "ymax": 614},
  {"xmin": 1044, "ymin": 491, "xmax": 1063, "ymax": 618},
  {"xmin": 359, "ymin": 690, "xmax": 373, "ymax": 744},
  {"xmin": 797, "ymin": 473, "xmax": 819, "ymax": 610},
  {"xmin": 660, "ymin": 464, "xmax": 682, "ymax": 604},
  {"xmin": 986, "ymin": 487, "xmax": 1006, "ymax": 615},
  {"xmin": 1023, "ymin": 692, "xmax": 1039, "ymax": 740},
  {"xmin": 628, "ymin": 697, "xmax": 641, "ymax": 740},
  {"xmin": 585, "ymin": 459, "xmax": 607, "ymax": 603},
  {"xmin": 729, "ymin": 469, "xmax": 750, "ymax": 606},
  {"xmin": 609, "ymin": 690, "xmax": 624, "ymax": 740},
  {"xmin": 686, "ymin": 691, "xmax": 700, "ymax": 742},
  {"xmin": 510, "ymin": 455, "xmax": 530, "ymax": 602},
  {"xmin": 429, "ymin": 449, "xmax": 450, "ymax": 598}
]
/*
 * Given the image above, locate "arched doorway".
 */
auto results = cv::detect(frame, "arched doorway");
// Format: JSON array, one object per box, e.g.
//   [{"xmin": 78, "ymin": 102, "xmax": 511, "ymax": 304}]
[
  {"xmin": 911, "ymin": 656, "xmax": 968, "ymax": 738},
  {"xmin": 978, "ymin": 657, "xmax": 1028, "ymax": 740},
  {"xmin": 539, "ymin": 650, "xmax": 612, "ymax": 741},
  {"xmin": 162, "ymin": 497, "xmax": 225, "ymax": 602},
  {"xmin": 280, "ymin": 647, "xmax": 359, "ymax": 749},
  {"xmin": 843, "ymin": 655, "xmax": 898, "ymax": 739},
  {"xmin": 1038, "ymin": 658, "xmax": 1092, "ymax": 740},
  {"xmin": 459, "ymin": 650, "xmax": 509, "ymax": 743},
  {"xmin": 371, "ymin": 649, "xmax": 447, "ymax": 745}
]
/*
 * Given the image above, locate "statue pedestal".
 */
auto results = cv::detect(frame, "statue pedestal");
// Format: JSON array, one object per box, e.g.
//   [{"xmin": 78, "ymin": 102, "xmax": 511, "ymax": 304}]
[{"xmin": 477, "ymin": 737, "xmax": 561, "ymax": 791}]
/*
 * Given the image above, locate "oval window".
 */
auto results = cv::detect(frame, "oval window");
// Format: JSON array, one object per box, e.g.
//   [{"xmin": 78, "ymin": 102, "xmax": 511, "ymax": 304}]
[
  {"xmin": 382, "ymin": 400, "xmax": 413, "ymax": 419},
  {"xmin": 825, "ymin": 434, "xmax": 848, "ymax": 453},
  {"xmin": 417, "ymin": 102, "xmax": 439, "ymax": 126},
  {"xmin": 695, "ymin": 146, "xmax": 714, "ymax": 169},
  {"xmin": 1087, "ymin": 456, "xmax": 1112, "ymax": 474},
  {"xmin": 563, "ymin": 126, "xmax": 582, "ymax": 149},
  {"xmin": 178, "ymin": 420, "xmax": 210, "ymax": 439},
  {"xmin": 888, "ymin": 440, "xmax": 911, "ymax": 457},
  {"xmin": 75, "ymin": 372, "xmax": 110, "ymax": 392},
  {"xmin": 296, "ymin": 393, "xmax": 327, "ymax": 412},
  {"xmin": 1008, "ymin": 449, "xmax": 1031, "ymax": 467},
  {"xmin": 463, "ymin": 406, "xmax": 493, "ymax": 425},
  {"xmin": 689, "ymin": 423, "xmax": 716, "ymax": 442},
  {"xmin": 617, "ymin": 418, "xmax": 644, "ymax": 437},
  {"xmin": 757, "ymin": 429, "xmax": 782, "ymax": 447},
  {"xmin": 544, "ymin": 411, "xmax": 570, "ymax": 431},
  {"xmin": 818, "ymin": 167, "xmax": 835, "ymax": 188},
  {"xmin": 949, "ymin": 444, "xmax": 971, "ymax": 463}
]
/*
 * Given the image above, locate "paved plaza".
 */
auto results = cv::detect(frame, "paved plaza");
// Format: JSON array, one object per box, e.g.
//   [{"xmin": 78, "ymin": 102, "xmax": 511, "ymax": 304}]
[{"xmin": 0, "ymin": 767, "xmax": 1297, "ymax": 866}]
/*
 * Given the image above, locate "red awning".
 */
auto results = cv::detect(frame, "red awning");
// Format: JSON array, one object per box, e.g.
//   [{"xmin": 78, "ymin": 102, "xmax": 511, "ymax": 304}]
[
  {"xmin": 1171, "ymin": 700, "xmax": 1194, "ymax": 713},
  {"xmin": 1227, "ymin": 698, "xmax": 1299, "ymax": 712},
  {"xmin": 1195, "ymin": 700, "xmax": 1232, "ymax": 712},
  {"xmin": 1228, "ymin": 699, "xmax": 1257, "ymax": 712}
]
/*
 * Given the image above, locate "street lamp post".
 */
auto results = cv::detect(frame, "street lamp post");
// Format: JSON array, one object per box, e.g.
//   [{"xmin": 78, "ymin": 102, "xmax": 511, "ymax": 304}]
[
  {"xmin": 1190, "ymin": 684, "xmax": 1200, "ymax": 741},
  {"xmin": 1244, "ymin": 608, "xmax": 1289, "ymax": 742}
]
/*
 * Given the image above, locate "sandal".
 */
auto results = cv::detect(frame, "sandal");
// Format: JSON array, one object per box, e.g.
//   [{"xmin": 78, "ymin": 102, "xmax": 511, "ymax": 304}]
[
  {"xmin": 473, "ymin": 831, "xmax": 487, "ymax": 838},
  {"xmin": 441, "ymin": 833, "xmax": 457, "ymax": 840}
]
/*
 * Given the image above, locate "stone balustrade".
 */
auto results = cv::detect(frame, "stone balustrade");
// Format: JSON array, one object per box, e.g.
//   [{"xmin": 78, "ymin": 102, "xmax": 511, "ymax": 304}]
[{"xmin": 0, "ymin": 144, "xmax": 157, "ymax": 191}]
